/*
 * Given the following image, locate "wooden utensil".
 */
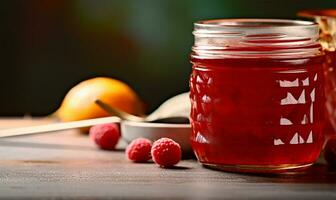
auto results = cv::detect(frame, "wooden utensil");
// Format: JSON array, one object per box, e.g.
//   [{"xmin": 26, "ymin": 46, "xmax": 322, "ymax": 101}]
[
  {"xmin": 95, "ymin": 92, "xmax": 190, "ymax": 124},
  {"xmin": 0, "ymin": 116, "xmax": 120, "ymax": 138}
]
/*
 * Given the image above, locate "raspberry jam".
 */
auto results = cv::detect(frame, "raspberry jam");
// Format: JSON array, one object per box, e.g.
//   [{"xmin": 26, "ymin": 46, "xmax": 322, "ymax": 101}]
[
  {"xmin": 298, "ymin": 10, "xmax": 336, "ymax": 140},
  {"xmin": 189, "ymin": 19, "xmax": 325, "ymax": 173},
  {"xmin": 324, "ymin": 51, "xmax": 336, "ymax": 139}
]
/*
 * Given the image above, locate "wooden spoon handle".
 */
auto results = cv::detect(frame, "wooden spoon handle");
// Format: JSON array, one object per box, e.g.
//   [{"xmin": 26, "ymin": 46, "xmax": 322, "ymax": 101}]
[
  {"xmin": 95, "ymin": 100, "xmax": 146, "ymax": 122},
  {"xmin": 0, "ymin": 116, "xmax": 121, "ymax": 138}
]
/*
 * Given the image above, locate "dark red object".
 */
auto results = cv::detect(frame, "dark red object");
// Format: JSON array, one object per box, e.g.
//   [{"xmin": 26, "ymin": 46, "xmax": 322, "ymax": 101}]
[
  {"xmin": 90, "ymin": 123, "xmax": 120, "ymax": 150},
  {"xmin": 151, "ymin": 138, "xmax": 182, "ymax": 168},
  {"xmin": 324, "ymin": 51, "xmax": 336, "ymax": 137},
  {"xmin": 190, "ymin": 56, "xmax": 325, "ymax": 166},
  {"xmin": 126, "ymin": 138, "xmax": 152, "ymax": 162},
  {"xmin": 324, "ymin": 138, "xmax": 336, "ymax": 167}
]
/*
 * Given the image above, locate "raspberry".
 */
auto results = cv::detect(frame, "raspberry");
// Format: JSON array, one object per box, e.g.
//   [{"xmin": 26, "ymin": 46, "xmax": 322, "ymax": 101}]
[
  {"xmin": 151, "ymin": 138, "xmax": 182, "ymax": 168},
  {"xmin": 89, "ymin": 123, "xmax": 120, "ymax": 150},
  {"xmin": 324, "ymin": 138, "xmax": 336, "ymax": 168},
  {"xmin": 126, "ymin": 138, "xmax": 152, "ymax": 162}
]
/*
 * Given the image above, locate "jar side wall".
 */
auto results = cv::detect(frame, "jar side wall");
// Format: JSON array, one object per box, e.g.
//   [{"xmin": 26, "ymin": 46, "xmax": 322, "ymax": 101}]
[{"xmin": 189, "ymin": 56, "xmax": 325, "ymax": 166}]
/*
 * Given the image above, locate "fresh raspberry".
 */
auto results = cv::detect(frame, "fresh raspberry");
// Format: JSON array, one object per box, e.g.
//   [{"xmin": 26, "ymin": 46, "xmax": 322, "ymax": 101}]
[
  {"xmin": 126, "ymin": 138, "xmax": 152, "ymax": 162},
  {"xmin": 151, "ymin": 138, "xmax": 182, "ymax": 168},
  {"xmin": 324, "ymin": 138, "xmax": 336, "ymax": 168},
  {"xmin": 89, "ymin": 123, "xmax": 120, "ymax": 150}
]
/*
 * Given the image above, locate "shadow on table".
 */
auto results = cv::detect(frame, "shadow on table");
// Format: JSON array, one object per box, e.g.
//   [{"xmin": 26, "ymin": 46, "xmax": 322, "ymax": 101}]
[{"xmin": 254, "ymin": 164, "xmax": 336, "ymax": 184}]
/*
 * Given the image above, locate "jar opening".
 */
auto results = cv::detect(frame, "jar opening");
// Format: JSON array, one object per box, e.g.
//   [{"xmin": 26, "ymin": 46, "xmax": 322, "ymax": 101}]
[
  {"xmin": 196, "ymin": 19, "xmax": 316, "ymax": 28},
  {"xmin": 192, "ymin": 19, "xmax": 321, "ymax": 59}
]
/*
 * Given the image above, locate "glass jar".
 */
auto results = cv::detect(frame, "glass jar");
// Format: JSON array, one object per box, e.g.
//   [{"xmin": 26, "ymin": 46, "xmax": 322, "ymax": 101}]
[
  {"xmin": 189, "ymin": 19, "xmax": 325, "ymax": 173},
  {"xmin": 298, "ymin": 10, "xmax": 336, "ymax": 141}
]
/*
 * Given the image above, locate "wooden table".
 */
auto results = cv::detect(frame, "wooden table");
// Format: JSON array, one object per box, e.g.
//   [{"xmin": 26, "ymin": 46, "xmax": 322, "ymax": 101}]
[{"xmin": 0, "ymin": 118, "xmax": 335, "ymax": 199}]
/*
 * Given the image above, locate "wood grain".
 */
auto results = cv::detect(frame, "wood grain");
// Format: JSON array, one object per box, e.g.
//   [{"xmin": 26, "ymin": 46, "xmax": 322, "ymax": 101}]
[{"xmin": 0, "ymin": 118, "xmax": 335, "ymax": 200}]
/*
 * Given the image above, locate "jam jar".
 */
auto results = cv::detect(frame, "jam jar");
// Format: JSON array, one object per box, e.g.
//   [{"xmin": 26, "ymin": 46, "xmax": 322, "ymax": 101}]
[
  {"xmin": 299, "ymin": 9, "xmax": 336, "ymax": 140},
  {"xmin": 189, "ymin": 19, "xmax": 325, "ymax": 173}
]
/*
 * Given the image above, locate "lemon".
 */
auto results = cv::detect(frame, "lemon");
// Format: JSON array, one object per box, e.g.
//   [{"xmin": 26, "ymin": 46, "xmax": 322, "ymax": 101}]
[{"xmin": 57, "ymin": 77, "xmax": 144, "ymax": 122}]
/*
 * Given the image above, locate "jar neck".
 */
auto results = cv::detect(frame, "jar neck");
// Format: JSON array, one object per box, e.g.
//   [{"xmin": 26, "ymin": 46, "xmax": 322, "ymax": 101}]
[{"xmin": 192, "ymin": 19, "xmax": 322, "ymax": 59}]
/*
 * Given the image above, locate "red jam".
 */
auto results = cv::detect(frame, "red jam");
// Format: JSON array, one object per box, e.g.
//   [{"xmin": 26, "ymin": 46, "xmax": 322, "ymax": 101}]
[
  {"xmin": 189, "ymin": 19, "xmax": 325, "ymax": 172},
  {"xmin": 324, "ymin": 50, "xmax": 336, "ymax": 139},
  {"xmin": 190, "ymin": 56, "xmax": 325, "ymax": 166}
]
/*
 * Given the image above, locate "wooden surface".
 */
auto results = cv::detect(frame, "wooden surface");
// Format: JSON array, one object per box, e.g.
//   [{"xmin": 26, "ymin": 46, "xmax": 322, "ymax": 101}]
[{"xmin": 0, "ymin": 118, "xmax": 335, "ymax": 200}]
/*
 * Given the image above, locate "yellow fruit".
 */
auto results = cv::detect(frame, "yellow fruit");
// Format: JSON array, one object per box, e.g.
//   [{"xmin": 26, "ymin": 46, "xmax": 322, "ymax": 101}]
[{"xmin": 57, "ymin": 77, "xmax": 144, "ymax": 122}]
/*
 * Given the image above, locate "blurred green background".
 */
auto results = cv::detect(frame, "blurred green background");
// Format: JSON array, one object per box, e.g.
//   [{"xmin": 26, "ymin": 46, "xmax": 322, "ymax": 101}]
[{"xmin": 1, "ymin": 0, "xmax": 336, "ymax": 115}]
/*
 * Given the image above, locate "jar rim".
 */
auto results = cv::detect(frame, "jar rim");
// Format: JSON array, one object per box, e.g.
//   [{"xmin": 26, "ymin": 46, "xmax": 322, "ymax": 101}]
[
  {"xmin": 195, "ymin": 18, "xmax": 317, "ymax": 29},
  {"xmin": 192, "ymin": 18, "xmax": 321, "ymax": 59}
]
